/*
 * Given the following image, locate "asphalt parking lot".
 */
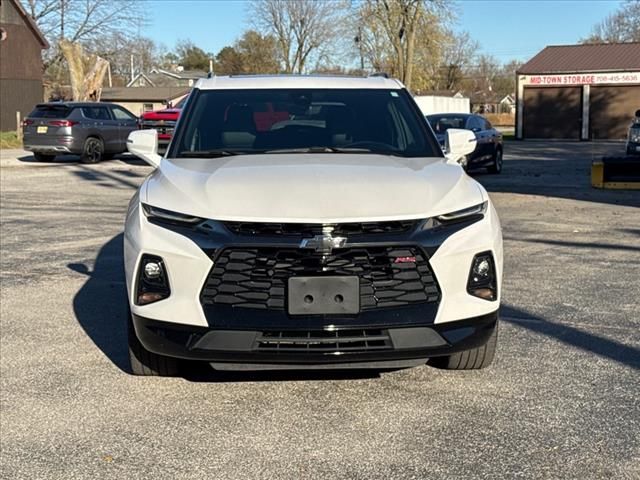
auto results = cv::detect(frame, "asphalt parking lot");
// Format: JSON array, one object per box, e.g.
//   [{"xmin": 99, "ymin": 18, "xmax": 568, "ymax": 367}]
[{"xmin": 1, "ymin": 141, "xmax": 639, "ymax": 479}]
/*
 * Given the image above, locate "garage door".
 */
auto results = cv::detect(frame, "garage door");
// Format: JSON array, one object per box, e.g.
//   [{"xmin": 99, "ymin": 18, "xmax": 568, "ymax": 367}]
[
  {"xmin": 523, "ymin": 87, "xmax": 582, "ymax": 139},
  {"xmin": 589, "ymin": 85, "xmax": 640, "ymax": 140}
]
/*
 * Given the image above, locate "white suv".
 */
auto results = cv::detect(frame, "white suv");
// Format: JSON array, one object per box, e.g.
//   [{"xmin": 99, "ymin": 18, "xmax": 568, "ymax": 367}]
[{"xmin": 124, "ymin": 75, "xmax": 503, "ymax": 376}]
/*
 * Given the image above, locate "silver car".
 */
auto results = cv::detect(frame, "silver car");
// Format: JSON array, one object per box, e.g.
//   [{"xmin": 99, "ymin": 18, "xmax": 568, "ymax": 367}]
[{"xmin": 23, "ymin": 102, "xmax": 138, "ymax": 163}]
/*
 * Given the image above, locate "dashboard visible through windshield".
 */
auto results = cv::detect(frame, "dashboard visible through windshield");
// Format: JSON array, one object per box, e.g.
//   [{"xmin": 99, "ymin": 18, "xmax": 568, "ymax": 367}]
[{"xmin": 169, "ymin": 88, "xmax": 440, "ymax": 158}]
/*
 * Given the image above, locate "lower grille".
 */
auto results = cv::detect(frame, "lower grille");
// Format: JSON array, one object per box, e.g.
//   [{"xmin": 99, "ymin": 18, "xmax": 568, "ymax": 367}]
[
  {"xmin": 201, "ymin": 247, "xmax": 440, "ymax": 312},
  {"xmin": 255, "ymin": 329, "xmax": 392, "ymax": 353}
]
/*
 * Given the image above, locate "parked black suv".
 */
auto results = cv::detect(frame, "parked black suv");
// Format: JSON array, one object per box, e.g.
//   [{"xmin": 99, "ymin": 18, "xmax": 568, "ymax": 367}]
[
  {"xmin": 23, "ymin": 102, "xmax": 138, "ymax": 163},
  {"xmin": 627, "ymin": 109, "xmax": 640, "ymax": 156},
  {"xmin": 426, "ymin": 113, "xmax": 504, "ymax": 173}
]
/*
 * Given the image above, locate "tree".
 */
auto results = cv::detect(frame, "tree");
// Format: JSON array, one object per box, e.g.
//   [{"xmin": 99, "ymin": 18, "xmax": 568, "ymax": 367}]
[
  {"xmin": 437, "ymin": 31, "xmax": 479, "ymax": 90},
  {"xmin": 355, "ymin": 0, "xmax": 451, "ymax": 89},
  {"xmin": 235, "ymin": 30, "xmax": 280, "ymax": 74},
  {"xmin": 583, "ymin": 0, "xmax": 640, "ymax": 43},
  {"xmin": 59, "ymin": 40, "xmax": 109, "ymax": 100},
  {"xmin": 175, "ymin": 40, "xmax": 212, "ymax": 71},
  {"xmin": 26, "ymin": 0, "xmax": 143, "ymax": 65},
  {"xmin": 216, "ymin": 46, "xmax": 245, "ymax": 75},
  {"xmin": 250, "ymin": 0, "xmax": 347, "ymax": 73}
]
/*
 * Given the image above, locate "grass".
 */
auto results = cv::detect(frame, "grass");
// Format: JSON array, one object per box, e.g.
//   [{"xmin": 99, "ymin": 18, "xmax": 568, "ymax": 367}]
[{"xmin": 0, "ymin": 131, "xmax": 23, "ymax": 149}]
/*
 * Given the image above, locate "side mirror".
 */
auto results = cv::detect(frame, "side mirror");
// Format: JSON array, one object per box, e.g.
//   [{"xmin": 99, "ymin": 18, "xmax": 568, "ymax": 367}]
[
  {"xmin": 127, "ymin": 129, "xmax": 161, "ymax": 168},
  {"xmin": 445, "ymin": 128, "xmax": 477, "ymax": 164}
]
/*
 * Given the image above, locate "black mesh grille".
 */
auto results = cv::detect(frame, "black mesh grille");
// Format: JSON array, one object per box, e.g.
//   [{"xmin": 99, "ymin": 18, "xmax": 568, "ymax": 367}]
[
  {"xmin": 222, "ymin": 220, "xmax": 419, "ymax": 237},
  {"xmin": 201, "ymin": 247, "xmax": 440, "ymax": 311},
  {"xmin": 255, "ymin": 329, "xmax": 392, "ymax": 353}
]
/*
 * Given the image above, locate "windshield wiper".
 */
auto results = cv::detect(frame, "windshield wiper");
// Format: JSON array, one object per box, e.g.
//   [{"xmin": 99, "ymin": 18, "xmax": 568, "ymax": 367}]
[
  {"xmin": 178, "ymin": 150, "xmax": 244, "ymax": 158},
  {"xmin": 263, "ymin": 146, "xmax": 374, "ymax": 154}
]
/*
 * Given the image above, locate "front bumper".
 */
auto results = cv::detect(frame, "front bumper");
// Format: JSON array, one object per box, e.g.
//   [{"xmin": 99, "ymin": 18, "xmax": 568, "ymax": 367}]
[{"xmin": 132, "ymin": 310, "xmax": 498, "ymax": 368}]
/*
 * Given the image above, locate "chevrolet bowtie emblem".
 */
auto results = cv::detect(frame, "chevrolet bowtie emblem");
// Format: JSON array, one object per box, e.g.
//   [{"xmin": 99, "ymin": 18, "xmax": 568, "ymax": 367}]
[{"xmin": 299, "ymin": 226, "xmax": 346, "ymax": 254}]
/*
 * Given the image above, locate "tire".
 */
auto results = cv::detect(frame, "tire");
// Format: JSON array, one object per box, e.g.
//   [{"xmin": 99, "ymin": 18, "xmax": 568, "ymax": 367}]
[
  {"xmin": 429, "ymin": 321, "xmax": 498, "ymax": 370},
  {"xmin": 34, "ymin": 152, "xmax": 56, "ymax": 162},
  {"xmin": 80, "ymin": 137, "xmax": 104, "ymax": 164},
  {"xmin": 487, "ymin": 147, "xmax": 503, "ymax": 174},
  {"xmin": 127, "ymin": 310, "xmax": 179, "ymax": 376}
]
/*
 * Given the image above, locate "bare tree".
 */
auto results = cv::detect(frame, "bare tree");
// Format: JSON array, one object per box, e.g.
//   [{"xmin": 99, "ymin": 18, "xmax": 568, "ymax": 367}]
[
  {"xmin": 583, "ymin": 0, "xmax": 640, "ymax": 43},
  {"xmin": 59, "ymin": 40, "xmax": 109, "ymax": 100},
  {"xmin": 26, "ymin": 0, "xmax": 144, "ymax": 69},
  {"xmin": 437, "ymin": 31, "xmax": 478, "ymax": 90},
  {"xmin": 356, "ymin": 0, "xmax": 450, "ymax": 89},
  {"xmin": 250, "ymin": 0, "xmax": 347, "ymax": 74}
]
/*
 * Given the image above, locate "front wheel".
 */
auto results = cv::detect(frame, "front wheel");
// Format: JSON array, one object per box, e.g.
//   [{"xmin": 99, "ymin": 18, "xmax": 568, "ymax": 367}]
[
  {"xmin": 487, "ymin": 147, "xmax": 503, "ymax": 174},
  {"xmin": 80, "ymin": 137, "xmax": 104, "ymax": 164},
  {"xmin": 127, "ymin": 311, "xmax": 180, "ymax": 376},
  {"xmin": 429, "ymin": 321, "xmax": 498, "ymax": 370}
]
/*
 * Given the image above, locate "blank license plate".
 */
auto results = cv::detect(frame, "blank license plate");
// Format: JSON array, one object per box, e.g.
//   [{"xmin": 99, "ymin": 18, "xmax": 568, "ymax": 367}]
[
  {"xmin": 37, "ymin": 126, "xmax": 48, "ymax": 134},
  {"xmin": 288, "ymin": 276, "xmax": 359, "ymax": 315}
]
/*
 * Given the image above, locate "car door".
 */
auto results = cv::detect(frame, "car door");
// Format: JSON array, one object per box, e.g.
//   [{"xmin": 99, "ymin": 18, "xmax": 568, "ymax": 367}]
[
  {"xmin": 111, "ymin": 106, "xmax": 139, "ymax": 151},
  {"xmin": 81, "ymin": 106, "xmax": 119, "ymax": 153}
]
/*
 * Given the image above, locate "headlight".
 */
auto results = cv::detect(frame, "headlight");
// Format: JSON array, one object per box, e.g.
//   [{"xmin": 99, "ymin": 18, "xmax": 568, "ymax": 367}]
[
  {"xmin": 141, "ymin": 203, "xmax": 203, "ymax": 226},
  {"xmin": 435, "ymin": 201, "xmax": 488, "ymax": 223},
  {"xmin": 629, "ymin": 128, "xmax": 640, "ymax": 143}
]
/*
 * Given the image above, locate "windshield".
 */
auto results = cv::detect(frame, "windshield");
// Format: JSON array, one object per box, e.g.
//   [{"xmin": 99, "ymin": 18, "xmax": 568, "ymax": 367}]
[
  {"xmin": 426, "ymin": 115, "xmax": 469, "ymax": 134},
  {"xmin": 170, "ymin": 88, "xmax": 439, "ymax": 158}
]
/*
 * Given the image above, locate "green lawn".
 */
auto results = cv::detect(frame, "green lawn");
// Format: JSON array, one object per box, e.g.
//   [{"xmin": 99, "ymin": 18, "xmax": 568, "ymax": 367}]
[{"xmin": 0, "ymin": 131, "xmax": 22, "ymax": 149}]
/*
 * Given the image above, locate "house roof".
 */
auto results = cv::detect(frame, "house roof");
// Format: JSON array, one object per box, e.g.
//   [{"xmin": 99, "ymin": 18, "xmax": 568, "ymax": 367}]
[
  {"xmin": 100, "ymin": 87, "xmax": 190, "ymax": 102},
  {"xmin": 150, "ymin": 68, "xmax": 208, "ymax": 80},
  {"xmin": 416, "ymin": 90, "xmax": 463, "ymax": 98},
  {"xmin": 518, "ymin": 42, "xmax": 640, "ymax": 74},
  {"xmin": 8, "ymin": 0, "xmax": 49, "ymax": 48}
]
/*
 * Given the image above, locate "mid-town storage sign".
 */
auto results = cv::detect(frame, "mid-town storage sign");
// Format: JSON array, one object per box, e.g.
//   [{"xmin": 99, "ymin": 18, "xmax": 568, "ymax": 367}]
[{"xmin": 521, "ymin": 72, "xmax": 640, "ymax": 86}]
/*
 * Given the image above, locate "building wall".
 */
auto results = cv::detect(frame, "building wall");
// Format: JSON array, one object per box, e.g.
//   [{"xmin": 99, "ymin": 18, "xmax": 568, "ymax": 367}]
[
  {"xmin": 0, "ymin": 0, "xmax": 45, "ymax": 131},
  {"xmin": 0, "ymin": 79, "xmax": 43, "ymax": 131},
  {"xmin": 414, "ymin": 96, "xmax": 470, "ymax": 115},
  {"xmin": 516, "ymin": 72, "xmax": 640, "ymax": 140}
]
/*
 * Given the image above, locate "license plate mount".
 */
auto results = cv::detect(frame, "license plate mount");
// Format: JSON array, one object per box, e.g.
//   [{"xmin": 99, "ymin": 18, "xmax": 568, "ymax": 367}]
[{"xmin": 288, "ymin": 276, "xmax": 360, "ymax": 315}]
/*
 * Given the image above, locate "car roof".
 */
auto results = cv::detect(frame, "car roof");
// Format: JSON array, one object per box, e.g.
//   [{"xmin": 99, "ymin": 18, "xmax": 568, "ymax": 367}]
[
  {"xmin": 195, "ymin": 74, "xmax": 405, "ymax": 90},
  {"xmin": 35, "ymin": 102, "xmax": 119, "ymax": 108},
  {"xmin": 426, "ymin": 113, "xmax": 473, "ymax": 118}
]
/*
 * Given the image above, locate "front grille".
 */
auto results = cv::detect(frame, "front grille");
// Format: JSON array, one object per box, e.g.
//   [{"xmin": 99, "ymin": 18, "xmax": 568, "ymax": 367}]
[
  {"xmin": 222, "ymin": 220, "xmax": 419, "ymax": 237},
  {"xmin": 140, "ymin": 121, "xmax": 176, "ymax": 136},
  {"xmin": 201, "ymin": 247, "xmax": 440, "ymax": 312},
  {"xmin": 255, "ymin": 329, "xmax": 392, "ymax": 353}
]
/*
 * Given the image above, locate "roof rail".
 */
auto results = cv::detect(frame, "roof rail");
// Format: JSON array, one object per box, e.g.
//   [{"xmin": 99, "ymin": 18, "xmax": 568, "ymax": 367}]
[{"xmin": 369, "ymin": 72, "xmax": 390, "ymax": 78}]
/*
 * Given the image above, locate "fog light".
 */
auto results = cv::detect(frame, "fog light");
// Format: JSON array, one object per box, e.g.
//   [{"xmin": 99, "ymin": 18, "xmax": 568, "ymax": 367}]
[
  {"xmin": 144, "ymin": 261, "xmax": 162, "ymax": 279},
  {"xmin": 136, "ymin": 254, "xmax": 170, "ymax": 305},
  {"xmin": 472, "ymin": 258, "xmax": 490, "ymax": 282},
  {"xmin": 467, "ymin": 252, "xmax": 497, "ymax": 301}
]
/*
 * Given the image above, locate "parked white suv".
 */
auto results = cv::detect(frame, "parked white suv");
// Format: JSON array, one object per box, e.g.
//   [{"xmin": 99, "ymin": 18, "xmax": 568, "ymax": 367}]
[{"xmin": 124, "ymin": 75, "xmax": 503, "ymax": 376}]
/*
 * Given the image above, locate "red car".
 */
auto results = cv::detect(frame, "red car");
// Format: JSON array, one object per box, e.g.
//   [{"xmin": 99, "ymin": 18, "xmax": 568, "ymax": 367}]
[{"xmin": 138, "ymin": 97, "xmax": 186, "ymax": 152}]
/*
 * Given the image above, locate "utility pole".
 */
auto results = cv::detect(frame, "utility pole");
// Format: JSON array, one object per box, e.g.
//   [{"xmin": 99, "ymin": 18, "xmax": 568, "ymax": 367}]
[{"xmin": 60, "ymin": 0, "xmax": 65, "ymax": 40}]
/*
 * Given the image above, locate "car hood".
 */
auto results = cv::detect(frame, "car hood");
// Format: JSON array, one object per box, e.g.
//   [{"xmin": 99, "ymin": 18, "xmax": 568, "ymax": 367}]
[{"xmin": 144, "ymin": 154, "xmax": 484, "ymax": 223}]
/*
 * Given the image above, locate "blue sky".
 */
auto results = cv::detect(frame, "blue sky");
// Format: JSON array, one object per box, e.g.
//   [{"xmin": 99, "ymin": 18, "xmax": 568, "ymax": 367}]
[{"xmin": 145, "ymin": 0, "xmax": 623, "ymax": 64}]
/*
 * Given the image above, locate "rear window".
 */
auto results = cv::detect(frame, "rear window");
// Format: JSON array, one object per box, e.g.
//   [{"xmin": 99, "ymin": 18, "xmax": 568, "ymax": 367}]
[
  {"xmin": 170, "ymin": 88, "xmax": 439, "ymax": 158},
  {"xmin": 426, "ymin": 115, "xmax": 469, "ymax": 134},
  {"xmin": 29, "ymin": 106, "xmax": 71, "ymax": 119}
]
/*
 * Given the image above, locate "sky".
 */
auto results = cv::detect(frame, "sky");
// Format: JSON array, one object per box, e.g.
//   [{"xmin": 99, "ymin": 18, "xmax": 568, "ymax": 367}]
[{"xmin": 145, "ymin": 0, "xmax": 624, "ymax": 64}]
